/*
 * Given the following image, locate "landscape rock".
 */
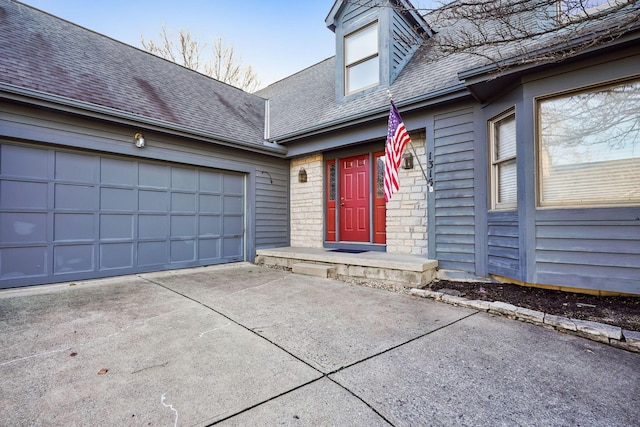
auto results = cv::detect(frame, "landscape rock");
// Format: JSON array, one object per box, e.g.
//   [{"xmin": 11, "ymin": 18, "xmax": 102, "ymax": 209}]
[
  {"xmin": 573, "ymin": 319, "xmax": 623, "ymax": 342},
  {"xmin": 409, "ymin": 289, "xmax": 427, "ymax": 298},
  {"xmin": 460, "ymin": 299, "xmax": 491, "ymax": 312},
  {"xmin": 622, "ymin": 330, "xmax": 640, "ymax": 352},
  {"xmin": 441, "ymin": 294, "xmax": 468, "ymax": 306},
  {"xmin": 515, "ymin": 307, "xmax": 545, "ymax": 324},
  {"xmin": 422, "ymin": 290, "xmax": 444, "ymax": 300},
  {"xmin": 544, "ymin": 314, "xmax": 577, "ymax": 331},
  {"xmin": 488, "ymin": 301, "xmax": 519, "ymax": 317}
]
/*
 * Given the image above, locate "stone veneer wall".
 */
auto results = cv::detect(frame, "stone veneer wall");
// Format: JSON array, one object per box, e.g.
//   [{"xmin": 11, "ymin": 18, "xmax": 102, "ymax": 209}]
[
  {"xmin": 289, "ymin": 143, "xmax": 428, "ymax": 255},
  {"xmin": 385, "ymin": 139, "xmax": 428, "ymax": 256},
  {"xmin": 290, "ymin": 154, "xmax": 324, "ymax": 248}
]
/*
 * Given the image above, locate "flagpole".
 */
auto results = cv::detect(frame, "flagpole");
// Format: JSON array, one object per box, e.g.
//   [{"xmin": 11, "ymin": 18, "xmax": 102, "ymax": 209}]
[
  {"xmin": 386, "ymin": 91, "xmax": 432, "ymax": 192},
  {"xmin": 408, "ymin": 139, "xmax": 432, "ymax": 192}
]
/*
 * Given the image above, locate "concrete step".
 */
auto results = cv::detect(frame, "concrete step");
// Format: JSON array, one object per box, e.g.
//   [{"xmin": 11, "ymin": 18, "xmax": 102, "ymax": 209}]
[
  {"xmin": 292, "ymin": 262, "xmax": 336, "ymax": 279},
  {"xmin": 257, "ymin": 247, "xmax": 438, "ymax": 288}
]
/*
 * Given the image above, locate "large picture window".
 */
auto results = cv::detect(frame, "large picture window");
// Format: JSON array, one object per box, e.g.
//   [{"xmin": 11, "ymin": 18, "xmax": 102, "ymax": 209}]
[
  {"xmin": 489, "ymin": 109, "xmax": 517, "ymax": 210},
  {"xmin": 537, "ymin": 79, "xmax": 640, "ymax": 207},
  {"xmin": 344, "ymin": 22, "xmax": 379, "ymax": 95}
]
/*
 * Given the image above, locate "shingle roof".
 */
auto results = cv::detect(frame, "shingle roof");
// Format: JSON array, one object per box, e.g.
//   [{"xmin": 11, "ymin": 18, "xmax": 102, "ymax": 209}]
[
  {"xmin": 256, "ymin": 44, "xmax": 480, "ymax": 141},
  {"xmin": 0, "ymin": 0, "xmax": 267, "ymax": 147},
  {"xmin": 257, "ymin": 0, "xmax": 640, "ymax": 141}
]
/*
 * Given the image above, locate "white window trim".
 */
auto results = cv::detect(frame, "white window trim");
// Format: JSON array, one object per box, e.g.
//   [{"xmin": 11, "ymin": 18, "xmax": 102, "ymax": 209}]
[
  {"xmin": 489, "ymin": 108, "xmax": 517, "ymax": 211},
  {"xmin": 344, "ymin": 21, "xmax": 379, "ymax": 96}
]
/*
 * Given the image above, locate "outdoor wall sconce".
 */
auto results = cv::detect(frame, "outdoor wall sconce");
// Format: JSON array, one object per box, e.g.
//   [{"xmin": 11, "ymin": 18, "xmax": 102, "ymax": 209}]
[
  {"xmin": 134, "ymin": 132, "xmax": 145, "ymax": 148},
  {"xmin": 298, "ymin": 168, "xmax": 307, "ymax": 183},
  {"xmin": 402, "ymin": 151, "xmax": 414, "ymax": 169}
]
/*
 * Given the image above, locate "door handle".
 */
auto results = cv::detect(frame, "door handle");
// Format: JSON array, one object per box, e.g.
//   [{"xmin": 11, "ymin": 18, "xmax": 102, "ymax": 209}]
[{"xmin": 340, "ymin": 203, "xmax": 345, "ymax": 206}]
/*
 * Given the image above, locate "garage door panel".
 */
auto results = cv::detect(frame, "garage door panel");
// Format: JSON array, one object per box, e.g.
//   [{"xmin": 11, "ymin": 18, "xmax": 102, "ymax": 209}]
[
  {"xmin": 139, "ymin": 190, "xmax": 168, "ymax": 211},
  {"xmin": 0, "ymin": 246, "xmax": 47, "ymax": 279},
  {"xmin": 0, "ymin": 142, "xmax": 245, "ymax": 288},
  {"xmin": 1, "ymin": 144, "xmax": 48, "ymax": 179},
  {"xmin": 200, "ymin": 195, "xmax": 221, "ymax": 213},
  {"xmin": 54, "ymin": 245, "xmax": 94, "ymax": 274},
  {"xmin": 171, "ymin": 168, "xmax": 197, "ymax": 191},
  {"xmin": 223, "ymin": 216, "xmax": 243, "ymax": 236},
  {"xmin": 0, "ymin": 213, "xmax": 47, "ymax": 243},
  {"xmin": 171, "ymin": 192, "xmax": 196, "ymax": 212},
  {"xmin": 139, "ymin": 163, "xmax": 169, "ymax": 188},
  {"xmin": 55, "ymin": 184, "xmax": 95, "ymax": 210},
  {"xmin": 139, "ymin": 215, "xmax": 168, "ymax": 239},
  {"xmin": 224, "ymin": 174, "xmax": 243, "ymax": 193},
  {"xmin": 100, "ymin": 243, "xmax": 134, "ymax": 270},
  {"xmin": 199, "ymin": 215, "xmax": 220, "ymax": 236},
  {"xmin": 222, "ymin": 237, "xmax": 243, "ymax": 259},
  {"xmin": 101, "ymin": 157, "xmax": 137, "ymax": 186},
  {"xmin": 171, "ymin": 215, "xmax": 196, "ymax": 238},
  {"xmin": 55, "ymin": 151, "xmax": 95, "ymax": 182},
  {"xmin": 171, "ymin": 240, "xmax": 195, "ymax": 263},
  {"xmin": 101, "ymin": 187, "xmax": 136, "ymax": 211},
  {"xmin": 138, "ymin": 241, "xmax": 167, "ymax": 266},
  {"xmin": 224, "ymin": 195, "xmax": 243, "ymax": 214},
  {"xmin": 54, "ymin": 213, "xmax": 94, "ymax": 241},
  {"xmin": 199, "ymin": 238, "xmax": 220, "ymax": 260},
  {"xmin": 100, "ymin": 214, "xmax": 133, "ymax": 240},
  {"xmin": 1, "ymin": 181, "xmax": 48, "ymax": 209},
  {"xmin": 200, "ymin": 171, "xmax": 222, "ymax": 192}
]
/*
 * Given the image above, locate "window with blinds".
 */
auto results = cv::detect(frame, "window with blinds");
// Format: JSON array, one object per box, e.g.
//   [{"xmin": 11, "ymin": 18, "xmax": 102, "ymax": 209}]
[
  {"xmin": 489, "ymin": 109, "xmax": 517, "ymax": 210},
  {"xmin": 538, "ymin": 79, "xmax": 640, "ymax": 207}
]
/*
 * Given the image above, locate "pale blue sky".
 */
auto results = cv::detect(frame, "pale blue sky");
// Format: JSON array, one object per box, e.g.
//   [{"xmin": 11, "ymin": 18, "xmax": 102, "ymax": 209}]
[{"xmin": 19, "ymin": 0, "xmax": 439, "ymax": 89}]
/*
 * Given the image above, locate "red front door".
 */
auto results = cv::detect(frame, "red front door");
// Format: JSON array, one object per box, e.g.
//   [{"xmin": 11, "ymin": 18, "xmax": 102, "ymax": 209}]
[{"xmin": 340, "ymin": 154, "xmax": 370, "ymax": 241}]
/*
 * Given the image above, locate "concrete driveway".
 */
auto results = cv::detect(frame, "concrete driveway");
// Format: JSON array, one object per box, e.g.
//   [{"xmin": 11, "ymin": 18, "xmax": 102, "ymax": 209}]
[{"xmin": 1, "ymin": 263, "xmax": 638, "ymax": 426}]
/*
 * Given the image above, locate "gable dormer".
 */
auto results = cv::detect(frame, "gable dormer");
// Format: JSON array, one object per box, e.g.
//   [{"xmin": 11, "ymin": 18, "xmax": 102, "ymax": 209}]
[{"xmin": 326, "ymin": 0, "xmax": 432, "ymax": 100}]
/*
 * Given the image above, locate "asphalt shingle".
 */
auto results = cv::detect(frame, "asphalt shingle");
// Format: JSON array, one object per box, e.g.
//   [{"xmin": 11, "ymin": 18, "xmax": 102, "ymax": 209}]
[
  {"xmin": 257, "ymin": 1, "xmax": 640, "ymax": 141},
  {"xmin": 0, "ymin": 0, "xmax": 266, "ymax": 146}
]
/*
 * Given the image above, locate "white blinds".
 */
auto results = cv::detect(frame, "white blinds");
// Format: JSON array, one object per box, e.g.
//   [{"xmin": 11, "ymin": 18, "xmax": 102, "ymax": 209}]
[
  {"xmin": 539, "ymin": 80, "xmax": 640, "ymax": 207},
  {"xmin": 492, "ymin": 112, "xmax": 517, "ymax": 209}
]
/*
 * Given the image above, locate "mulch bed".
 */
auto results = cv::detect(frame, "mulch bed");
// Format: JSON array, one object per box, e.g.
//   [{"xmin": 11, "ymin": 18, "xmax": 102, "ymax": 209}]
[{"xmin": 426, "ymin": 280, "xmax": 640, "ymax": 332}]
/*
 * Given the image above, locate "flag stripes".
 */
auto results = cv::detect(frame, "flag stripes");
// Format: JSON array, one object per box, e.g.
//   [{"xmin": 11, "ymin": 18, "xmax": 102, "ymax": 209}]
[{"xmin": 384, "ymin": 101, "xmax": 411, "ymax": 202}]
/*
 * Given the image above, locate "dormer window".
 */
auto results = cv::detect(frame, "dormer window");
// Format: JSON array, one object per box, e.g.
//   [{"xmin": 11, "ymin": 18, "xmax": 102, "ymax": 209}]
[{"xmin": 344, "ymin": 22, "xmax": 379, "ymax": 95}]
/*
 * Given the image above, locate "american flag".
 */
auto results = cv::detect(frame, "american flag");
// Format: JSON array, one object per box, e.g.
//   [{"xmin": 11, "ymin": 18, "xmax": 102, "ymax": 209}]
[{"xmin": 384, "ymin": 101, "xmax": 411, "ymax": 202}]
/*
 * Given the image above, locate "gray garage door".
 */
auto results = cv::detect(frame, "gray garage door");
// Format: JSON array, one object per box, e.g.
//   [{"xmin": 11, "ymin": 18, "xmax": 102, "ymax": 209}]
[{"xmin": 0, "ymin": 142, "xmax": 245, "ymax": 289}]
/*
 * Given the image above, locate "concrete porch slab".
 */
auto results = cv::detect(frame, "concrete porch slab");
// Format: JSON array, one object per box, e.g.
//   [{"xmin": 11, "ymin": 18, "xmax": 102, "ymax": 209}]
[{"xmin": 256, "ymin": 247, "xmax": 437, "ymax": 287}]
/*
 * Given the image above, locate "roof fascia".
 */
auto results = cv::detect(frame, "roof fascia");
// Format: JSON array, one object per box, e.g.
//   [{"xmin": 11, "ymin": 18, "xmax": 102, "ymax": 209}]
[
  {"xmin": 398, "ymin": 0, "xmax": 434, "ymax": 37},
  {"xmin": 273, "ymin": 83, "xmax": 469, "ymax": 145},
  {"xmin": 1, "ymin": 83, "xmax": 287, "ymax": 157},
  {"xmin": 325, "ymin": 0, "xmax": 344, "ymax": 32},
  {"xmin": 326, "ymin": 0, "xmax": 434, "ymax": 36}
]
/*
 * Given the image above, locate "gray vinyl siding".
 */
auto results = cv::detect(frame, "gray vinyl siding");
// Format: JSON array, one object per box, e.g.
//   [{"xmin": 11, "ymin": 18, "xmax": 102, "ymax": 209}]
[
  {"xmin": 534, "ymin": 208, "xmax": 640, "ymax": 293},
  {"xmin": 432, "ymin": 107, "xmax": 476, "ymax": 272},
  {"xmin": 390, "ymin": 10, "xmax": 420, "ymax": 82},
  {"xmin": 487, "ymin": 211, "xmax": 519, "ymax": 278},
  {"xmin": 342, "ymin": 0, "xmax": 376, "ymax": 27},
  {"xmin": 255, "ymin": 168, "xmax": 289, "ymax": 248}
]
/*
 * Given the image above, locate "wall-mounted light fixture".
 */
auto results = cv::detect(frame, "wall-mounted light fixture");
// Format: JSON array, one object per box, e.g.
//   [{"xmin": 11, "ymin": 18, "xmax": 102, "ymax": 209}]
[
  {"xmin": 298, "ymin": 168, "xmax": 307, "ymax": 183},
  {"xmin": 402, "ymin": 151, "xmax": 413, "ymax": 169},
  {"xmin": 134, "ymin": 132, "xmax": 145, "ymax": 148}
]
